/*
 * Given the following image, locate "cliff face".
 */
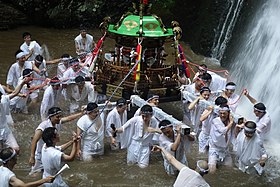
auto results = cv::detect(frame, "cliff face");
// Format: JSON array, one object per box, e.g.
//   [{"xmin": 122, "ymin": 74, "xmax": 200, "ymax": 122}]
[{"xmin": 0, "ymin": 0, "xmax": 253, "ymax": 58}]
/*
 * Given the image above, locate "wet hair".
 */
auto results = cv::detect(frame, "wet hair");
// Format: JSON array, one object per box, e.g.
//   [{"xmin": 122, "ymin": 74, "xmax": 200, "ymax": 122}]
[
  {"xmin": 215, "ymin": 96, "xmax": 228, "ymax": 106},
  {"xmin": 22, "ymin": 68, "xmax": 33, "ymax": 77},
  {"xmin": 42, "ymin": 127, "xmax": 57, "ymax": 147},
  {"xmin": 201, "ymin": 72, "xmax": 212, "ymax": 81},
  {"xmin": 200, "ymin": 87, "xmax": 211, "ymax": 94},
  {"xmin": 116, "ymin": 98, "xmax": 127, "ymax": 107},
  {"xmin": 48, "ymin": 107, "xmax": 62, "ymax": 118},
  {"xmin": 35, "ymin": 54, "xmax": 43, "ymax": 63},
  {"xmin": 49, "ymin": 77, "xmax": 60, "ymax": 85},
  {"xmin": 146, "ymin": 93, "xmax": 159, "ymax": 102},
  {"xmin": 0, "ymin": 147, "xmax": 16, "ymax": 164},
  {"xmin": 22, "ymin": 32, "xmax": 31, "ymax": 39},
  {"xmin": 140, "ymin": 104, "xmax": 153, "ymax": 115},
  {"xmin": 75, "ymin": 75, "xmax": 85, "ymax": 84},
  {"xmin": 244, "ymin": 121, "xmax": 257, "ymax": 129},
  {"xmin": 254, "ymin": 102, "xmax": 266, "ymax": 112},
  {"xmin": 86, "ymin": 102, "xmax": 98, "ymax": 112},
  {"xmin": 61, "ymin": 53, "xmax": 70, "ymax": 58},
  {"xmin": 200, "ymin": 64, "xmax": 207, "ymax": 69},
  {"xmin": 158, "ymin": 120, "xmax": 172, "ymax": 129}
]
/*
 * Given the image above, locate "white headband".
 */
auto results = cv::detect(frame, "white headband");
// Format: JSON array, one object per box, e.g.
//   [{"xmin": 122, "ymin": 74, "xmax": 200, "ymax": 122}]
[
  {"xmin": 34, "ymin": 59, "xmax": 43, "ymax": 64},
  {"xmin": 147, "ymin": 95, "xmax": 159, "ymax": 102},
  {"xmin": 16, "ymin": 52, "xmax": 26, "ymax": 59},
  {"xmin": 219, "ymin": 107, "xmax": 230, "ymax": 111},
  {"xmin": 0, "ymin": 149, "xmax": 16, "ymax": 164},
  {"xmin": 48, "ymin": 110, "xmax": 62, "ymax": 118},
  {"xmin": 225, "ymin": 85, "xmax": 236, "ymax": 90},
  {"xmin": 254, "ymin": 107, "xmax": 265, "ymax": 113},
  {"xmin": 244, "ymin": 126, "xmax": 256, "ymax": 133},
  {"xmin": 159, "ymin": 124, "xmax": 173, "ymax": 130},
  {"xmin": 61, "ymin": 57, "xmax": 71, "ymax": 61},
  {"xmin": 197, "ymin": 160, "xmax": 209, "ymax": 173}
]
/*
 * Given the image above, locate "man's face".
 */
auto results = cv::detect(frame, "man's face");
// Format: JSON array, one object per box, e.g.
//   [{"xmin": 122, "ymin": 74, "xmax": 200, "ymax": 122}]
[
  {"xmin": 88, "ymin": 109, "xmax": 99, "ymax": 120},
  {"xmin": 201, "ymin": 91, "xmax": 210, "ymax": 100},
  {"xmin": 24, "ymin": 35, "xmax": 31, "ymax": 44},
  {"xmin": 225, "ymin": 89, "xmax": 235, "ymax": 97},
  {"xmin": 195, "ymin": 79, "xmax": 204, "ymax": 90},
  {"xmin": 51, "ymin": 113, "xmax": 62, "ymax": 124},
  {"xmin": 18, "ymin": 56, "xmax": 26, "ymax": 63},
  {"xmin": 118, "ymin": 104, "xmax": 127, "ymax": 114},
  {"xmin": 141, "ymin": 113, "xmax": 152, "ymax": 123},
  {"xmin": 219, "ymin": 110, "xmax": 229, "ymax": 123},
  {"xmin": 52, "ymin": 84, "xmax": 61, "ymax": 90},
  {"xmin": 253, "ymin": 109, "xmax": 264, "ymax": 118},
  {"xmin": 149, "ymin": 98, "xmax": 159, "ymax": 107},
  {"xmin": 244, "ymin": 130, "xmax": 255, "ymax": 139},
  {"xmin": 72, "ymin": 64, "xmax": 79, "ymax": 72},
  {"xmin": 161, "ymin": 126, "xmax": 173, "ymax": 139},
  {"xmin": 81, "ymin": 31, "xmax": 87, "ymax": 38}
]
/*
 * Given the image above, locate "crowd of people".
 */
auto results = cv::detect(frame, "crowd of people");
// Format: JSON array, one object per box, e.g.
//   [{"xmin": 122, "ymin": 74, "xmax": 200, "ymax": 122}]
[{"xmin": 0, "ymin": 28, "xmax": 272, "ymax": 187}]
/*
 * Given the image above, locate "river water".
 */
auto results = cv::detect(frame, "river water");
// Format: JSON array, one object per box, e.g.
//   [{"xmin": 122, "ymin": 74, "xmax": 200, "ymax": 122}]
[{"xmin": 0, "ymin": 26, "xmax": 278, "ymax": 187}]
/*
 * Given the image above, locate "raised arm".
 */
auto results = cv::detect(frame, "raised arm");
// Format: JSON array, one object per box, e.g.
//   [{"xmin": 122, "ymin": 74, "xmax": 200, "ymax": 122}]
[
  {"xmin": 9, "ymin": 175, "xmax": 54, "ymax": 187},
  {"xmin": 243, "ymin": 89, "xmax": 257, "ymax": 104},
  {"xmin": 171, "ymin": 125, "xmax": 181, "ymax": 152}
]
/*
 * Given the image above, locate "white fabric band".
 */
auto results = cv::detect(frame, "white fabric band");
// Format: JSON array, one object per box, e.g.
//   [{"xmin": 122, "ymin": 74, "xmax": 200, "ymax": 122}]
[
  {"xmin": 159, "ymin": 124, "xmax": 173, "ymax": 130},
  {"xmin": 219, "ymin": 107, "xmax": 230, "ymax": 111},
  {"xmin": 48, "ymin": 110, "xmax": 62, "ymax": 118},
  {"xmin": 147, "ymin": 95, "xmax": 159, "ymax": 102},
  {"xmin": 1, "ymin": 149, "xmax": 16, "ymax": 164},
  {"xmin": 16, "ymin": 52, "xmax": 26, "ymax": 59},
  {"xmin": 225, "ymin": 85, "xmax": 236, "ymax": 90},
  {"xmin": 244, "ymin": 126, "xmax": 256, "ymax": 133},
  {"xmin": 197, "ymin": 160, "xmax": 209, "ymax": 173},
  {"xmin": 254, "ymin": 107, "xmax": 265, "ymax": 113}
]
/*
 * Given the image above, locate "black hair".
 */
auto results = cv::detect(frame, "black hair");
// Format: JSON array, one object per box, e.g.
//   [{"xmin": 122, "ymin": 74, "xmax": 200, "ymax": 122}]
[
  {"xmin": 22, "ymin": 32, "xmax": 31, "ymax": 39},
  {"xmin": 61, "ymin": 54, "xmax": 70, "ymax": 58},
  {"xmin": 48, "ymin": 107, "xmax": 62, "ymax": 116},
  {"xmin": 158, "ymin": 120, "xmax": 171, "ymax": 129},
  {"xmin": 35, "ymin": 54, "xmax": 43, "ymax": 62},
  {"xmin": 42, "ymin": 127, "xmax": 57, "ymax": 147},
  {"xmin": 201, "ymin": 72, "xmax": 212, "ymax": 81},
  {"xmin": 140, "ymin": 104, "xmax": 153, "ymax": 115},
  {"xmin": 0, "ymin": 147, "xmax": 14, "ymax": 163},
  {"xmin": 200, "ymin": 87, "xmax": 211, "ymax": 94},
  {"xmin": 87, "ymin": 102, "xmax": 98, "ymax": 111},
  {"xmin": 226, "ymin": 82, "xmax": 236, "ymax": 87},
  {"xmin": 215, "ymin": 96, "xmax": 228, "ymax": 106},
  {"xmin": 22, "ymin": 68, "xmax": 33, "ymax": 77},
  {"xmin": 254, "ymin": 102, "xmax": 266, "ymax": 112},
  {"xmin": 75, "ymin": 75, "xmax": 85, "ymax": 84},
  {"xmin": 244, "ymin": 121, "xmax": 257, "ymax": 129}
]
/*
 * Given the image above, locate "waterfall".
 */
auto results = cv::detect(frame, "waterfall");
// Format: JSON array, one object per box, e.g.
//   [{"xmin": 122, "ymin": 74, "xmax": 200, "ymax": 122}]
[
  {"xmin": 229, "ymin": 0, "xmax": 280, "ymax": 180},
  {"xmin": 211, "ymin": 0, "xmax": 244, "ymax": 62}
]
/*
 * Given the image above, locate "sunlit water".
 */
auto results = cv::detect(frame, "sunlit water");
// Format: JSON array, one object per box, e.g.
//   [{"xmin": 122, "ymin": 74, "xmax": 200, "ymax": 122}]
[{"xmin": 0, "ymin": 26, "xmax": 278, "ymax": 186}]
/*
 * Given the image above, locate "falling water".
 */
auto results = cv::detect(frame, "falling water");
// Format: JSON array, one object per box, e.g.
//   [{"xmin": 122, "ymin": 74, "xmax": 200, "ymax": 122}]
[
  {"xmin": 229, "ymin": 0, "xmax": 280, "ymax": 182},
  {"xmin": 211, "ymin": 0, "xmax": 244, "ymax": 62}
]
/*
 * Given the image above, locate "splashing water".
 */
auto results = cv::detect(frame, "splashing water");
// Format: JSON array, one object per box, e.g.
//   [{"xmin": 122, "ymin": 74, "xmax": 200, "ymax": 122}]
[
  {"xmin": 229, "ymin": 0, "xmax": 280, "ymax": 181},
  {"xmin": 40, "ymin": 44, "xmax": 51, "ymax": 61}
]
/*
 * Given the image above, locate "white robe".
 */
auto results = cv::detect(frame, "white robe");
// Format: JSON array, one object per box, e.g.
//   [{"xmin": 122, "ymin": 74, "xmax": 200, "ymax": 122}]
[
  {"xmin": 106, "ymin": 107, "xmax": 127, "ymax": 143},
  {"xmin": 0, "ymin": 95, "xmax": 12, "ymax": 142},
  {"xmin": 227, "ymin": 93, "xmax": 239, "ymax": 113},
  {"xmin": 77, "ymin": 113, "xmax": 105, "ymax": 156},
  {"xmin": 159, "ymin": 131, "xmax": 188, "ymax": 175},
  {"xmin": 235, "ymin": 130, "xmax": 267, "ymax": 174},
  {"xmin": 74, "ymin": 34, "xmax": 94, "ymax": 54},
  {"xmin": 0, "ymin": 166, "xmax": 15, "ymax": 187},
  {"xmin": 20, "ymin": 41, "xmax": 41, "ymax": 61},
  {"xmin": 255, "ymin": 113, "xmax": 271, "ymax": 141},
  {"xmin": 173, "ymin": 166, "xmax": 210, "ymax": 187},
  {"xmin": 41, "ymin": 145, "xmax": 68, "ymax": 187},
  {"xmin": 40, "ymin": 85, "xmax": 62, "ymax": 121}
]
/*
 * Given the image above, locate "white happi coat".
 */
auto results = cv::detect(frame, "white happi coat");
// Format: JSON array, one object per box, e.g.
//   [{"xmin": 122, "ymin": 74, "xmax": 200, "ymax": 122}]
[
  {"xmin": 32, "ymin": 60, "xmax": 48, "ymax": 86},
  {"xmin": 173, "ymin": 166, "xmax": 210, "ymax": 187},
  {"xmin": 121, "ymin": 116, "xmax": 158, "ymax": 165},
  {"xmin": 34, "ymin": 119, "xmax": 62, "ymax": 164},
  {"xmin": 159, "ymin": 130, "xmax": 188, "ymax": 175},
  {"xmin": 198, "ymin": 110, "xmax": 218, "ymax": 153},
  {"xmin": 0, "ymin": 166, "xmax": 15, "ymax": 187},
  {"xmin": 20, "ymin": 41, "xmax": 41, "ymax": 61},
  {"xmin": 57, "ymin": 63, "xmax": 67, "ymax": 80},
  {"xmin": 41, "ymin": 146, "xmax": 68, "ymax": 187},
  {"xmin": 68, "ymin": 82, "xmax": 97, "ymax": 112},
  {"xmin": 255, "ymin": 113, "xmax": 271, "ymax": 141},
  {"xmin": 209, "ymin": 71, "xmax": 226, "ymax": 93},
  {"xmin": 0, "ymin": 95, "xmax": 12, "ymax": 142},
  {"xmin": 226, "ymin": 93, "xmax": 239, "ymax": 113},
  {"xmin": 209, "ymin": 117, "xmax": 234, "ymax": 161},
  {"xmin": 40, "ymin": 85, "xmax": 62, "ymax": 121},
  {"xmin": 74, "ymin": 34, "xmax": 94, "ymax": 54},
  {"xmin": 0, "ymin": 85, "xmax": 13, "ymax": 125},
  {"xmin": 106, "ymin": 107, "xmax": 127, "ymax": 143},
  {"xmin": 235, "ymin": 130, "xmax": 267, "ymax": 174},
  {"xmin": 77, "ymin": 113, "xmax": 105, "ymax": 156},
  {"xmin": 6, "ymin": 61, "xmax": 33, "ymax": 89}
]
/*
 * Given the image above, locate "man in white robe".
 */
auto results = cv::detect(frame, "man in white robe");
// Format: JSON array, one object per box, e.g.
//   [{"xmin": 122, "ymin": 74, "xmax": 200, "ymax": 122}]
[
  {"xmin": 40, "ymin": 77, "xmax": 63, "ymax": 121},
  {"xmin": 158, "ymin": 120, "xmax": 192, "ymax": 175},
  {"xmin": 221, "ymin": 82, "xmax": 240, "ymax": 113},
  {"xmin": 106, "ymin": 98, "xmax": 128, "ymax": 150},
  {"xmin": 74, "ymin": 28, "xmax": 96, "ymax": 55},
  {"xmin": 20, "ymin": 32, "xmax": 41, "ymax": 61},
  {"xmin": 117, "ymin": 105, "xmax": 161, "ymax": 168},
  {"xmin": 235, "ymin": 121, "xmax": 268, "ymax": 175},
  {"xmin": 77, "ymin": 102, "xmax": 105, "ymax": 161},
  {"xmin": 67, "ymin": 76, "xmax": 97, "ymax": 113},
  {"xmin": 208, "ymin": 105, "xmax": 235, "ymax": 173},
  {"xmin": 0, "ymin": 78, "xmax": 30, "ymax": 153}
]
